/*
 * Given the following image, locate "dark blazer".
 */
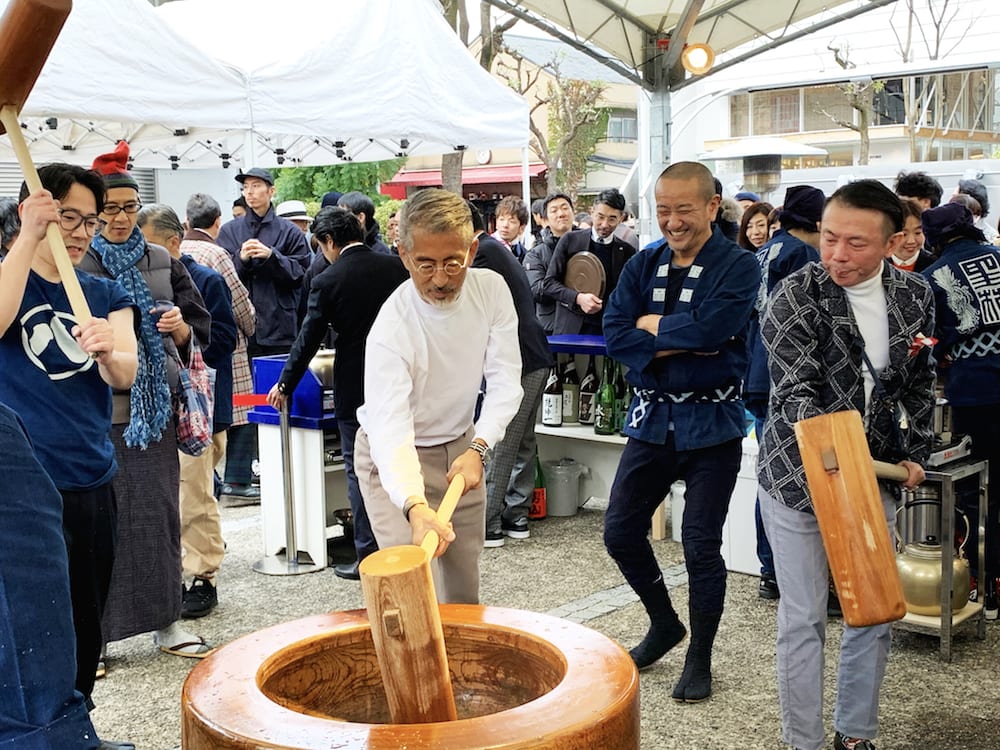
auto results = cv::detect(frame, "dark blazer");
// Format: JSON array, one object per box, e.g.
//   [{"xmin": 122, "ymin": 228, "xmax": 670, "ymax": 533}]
[
  {"xmin": 543, "ymin": 228, "xmax": 635, "ymax": 335},
  {"xmin": 278, "ymin": 244, "xmax": 408, "ymax": 420},
  {"xmin": 472, "ymin": 233, "xmax": 552, "ymax": 375}
]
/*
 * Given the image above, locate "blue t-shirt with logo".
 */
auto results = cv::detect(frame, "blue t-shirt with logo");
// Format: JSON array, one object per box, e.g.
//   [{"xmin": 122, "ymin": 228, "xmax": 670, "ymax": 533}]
[{"xmin": 0, "ymin": 270, "xmax": 136, "ymax": 490}]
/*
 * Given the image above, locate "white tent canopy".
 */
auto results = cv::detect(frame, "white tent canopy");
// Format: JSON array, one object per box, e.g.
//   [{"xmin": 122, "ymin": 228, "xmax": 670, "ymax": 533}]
[{"xmin": 0, "ymin": 0, "xmax": 529, "ymax": 169}]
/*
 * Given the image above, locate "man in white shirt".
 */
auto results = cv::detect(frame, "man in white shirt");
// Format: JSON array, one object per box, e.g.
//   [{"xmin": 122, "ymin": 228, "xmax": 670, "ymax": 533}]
[{"xmin": 355, "ymin": 189, "xmax": 523, "ymax": 604}]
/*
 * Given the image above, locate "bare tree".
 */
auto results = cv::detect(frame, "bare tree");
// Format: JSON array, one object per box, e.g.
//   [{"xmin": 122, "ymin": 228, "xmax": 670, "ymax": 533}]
[
  {"xmin": 495, "ymin": 51, "xmax": 607, "ymax": 197},
  {"xmin": 889, "ymin": 0, "xmax": 979, "ymax": 160},
  {"xmin": 436, "ymin": 2, "xmax": 517, "ymax": 196},
  {"xmin": 818, "ymin": 41, "xmax": 880, "ymax": 165}
]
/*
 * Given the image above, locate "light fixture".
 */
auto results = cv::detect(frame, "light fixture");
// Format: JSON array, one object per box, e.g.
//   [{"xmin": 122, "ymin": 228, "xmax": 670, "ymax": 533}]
[{"xmin": 681, "ymin": 43, "xmax": 715, "ymax": 76}]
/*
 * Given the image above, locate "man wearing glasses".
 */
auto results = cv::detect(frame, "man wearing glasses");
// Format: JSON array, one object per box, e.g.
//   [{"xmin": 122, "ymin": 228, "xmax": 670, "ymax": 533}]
[
  {"xmin": 355, "ymin": 189, "xmax": 522, "ymax": 604},
  {"xmin": 0, "ymin": 162, "xmax": 138, "ymax": 748}
]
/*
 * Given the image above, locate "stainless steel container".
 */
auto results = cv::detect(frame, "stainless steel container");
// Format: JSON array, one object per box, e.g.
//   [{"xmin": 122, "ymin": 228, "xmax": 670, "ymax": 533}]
[
  {"xmin": 901, "ymin": 487, "xmax": 942, "ymax": 546},
  {"xmin": 307, "ymin": 349, "xmax": 335, "ymax": 413}
]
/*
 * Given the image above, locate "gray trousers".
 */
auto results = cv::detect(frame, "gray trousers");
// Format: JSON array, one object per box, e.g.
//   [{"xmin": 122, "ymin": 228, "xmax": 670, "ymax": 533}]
[
  {"xmin": 355, "ymin": 426, "xmax": 484, "ymax": 604},
  {"xmin": 485, "ymin": 367, "xmax": 547, "ymax": 532},
  {"xmin": 759, "ymin": 486, "xmax": 895, "ymax": 750}
]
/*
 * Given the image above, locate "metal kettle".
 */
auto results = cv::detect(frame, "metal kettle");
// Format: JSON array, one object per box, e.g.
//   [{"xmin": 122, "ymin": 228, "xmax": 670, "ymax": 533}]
[
  {"xmin": 307, "ymin": 349, "xmax": 335, "ymax": 413},
  {"xmin": 895, "ymin": 494, "xmax": 970, "ymax": 616}
]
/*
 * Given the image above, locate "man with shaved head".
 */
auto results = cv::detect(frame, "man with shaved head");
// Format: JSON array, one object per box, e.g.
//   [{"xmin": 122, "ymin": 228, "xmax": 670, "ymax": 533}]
[{"xmin": 602, "ymin": 161, "xmax": 760, "ymax": 703}]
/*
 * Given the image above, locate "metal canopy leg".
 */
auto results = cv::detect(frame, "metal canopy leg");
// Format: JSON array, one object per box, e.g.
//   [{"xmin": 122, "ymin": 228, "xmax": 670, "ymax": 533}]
[{"xmin": 253, "ymin": 401, "xmax": 323, "ymax": 576}]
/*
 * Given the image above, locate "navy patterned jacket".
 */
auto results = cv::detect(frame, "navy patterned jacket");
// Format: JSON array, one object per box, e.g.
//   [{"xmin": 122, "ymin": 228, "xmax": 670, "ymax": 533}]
[{"xmin": 758, "ymin": 261, "xmax": 936, "ymax": 512}]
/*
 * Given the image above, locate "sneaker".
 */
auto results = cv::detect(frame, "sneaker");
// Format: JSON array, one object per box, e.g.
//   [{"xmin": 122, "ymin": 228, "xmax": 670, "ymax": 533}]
[
  {"xmin": 181, "ymin": 578, "xmax": 218, "ymax": 619},
  {"xmin": 834, "ymin": 731, "xmax": 876, "ymax": 750},
  {"xmin": 502, "ymin": 517, "xmax": 530, "ymax": 540},
  {"xmin": 484, "ymin": 529, "xmax": 505, "ymax": 548},
  {"xmin": 758, "ymin": 575, "xmax": 780, "ymax": 600}
]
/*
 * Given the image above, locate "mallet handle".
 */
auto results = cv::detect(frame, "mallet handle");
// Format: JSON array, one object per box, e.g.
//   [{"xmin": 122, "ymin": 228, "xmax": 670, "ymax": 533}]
[
  {"xmin": 873, "ymin": 460, "xmax": 910, "ymax": 483},
  {"xmin": 0, "ymin": 105, "xmax": 91, "ymax": 324},
  {"xmin": 419, "ymin": 474, "xmax": 466, "ymax": 558}
]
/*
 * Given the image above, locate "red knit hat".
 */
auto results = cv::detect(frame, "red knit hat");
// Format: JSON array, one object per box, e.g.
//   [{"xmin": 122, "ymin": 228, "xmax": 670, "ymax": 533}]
[{"xmin": 91, "ymin": 141, "xmax": 139, "ymax": 191}]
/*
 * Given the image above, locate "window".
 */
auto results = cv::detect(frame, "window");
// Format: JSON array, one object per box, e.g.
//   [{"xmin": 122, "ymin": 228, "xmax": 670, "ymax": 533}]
[
  {"xmin": 804, "ymin": 85, "xmax": 855, "ymax": 132},
  {"xmin": 607, "ymin": 111, "xmax": 637, "ymax": 142},
  {"xmin": 730, "ymin": 93, "xmax": 749, "ymax": 137},
  {"xmin": 873, "ymin": 78, "xmax": 905, "ymax": 126},
  {"xmin": 752, "ymin": 90, "xmax": 800, "ymax": 134}
]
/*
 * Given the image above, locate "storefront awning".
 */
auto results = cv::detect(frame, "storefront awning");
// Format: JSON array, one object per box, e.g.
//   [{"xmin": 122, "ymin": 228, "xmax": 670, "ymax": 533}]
[{"xmin": 382, "ymin": 163, "xmax": 548, "ymax": 198}]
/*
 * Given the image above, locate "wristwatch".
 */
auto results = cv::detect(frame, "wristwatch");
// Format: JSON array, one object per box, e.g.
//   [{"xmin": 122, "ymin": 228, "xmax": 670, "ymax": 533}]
[{"xmin": 469, "ymin": 438, "xmax": 490, "ymax": 462}]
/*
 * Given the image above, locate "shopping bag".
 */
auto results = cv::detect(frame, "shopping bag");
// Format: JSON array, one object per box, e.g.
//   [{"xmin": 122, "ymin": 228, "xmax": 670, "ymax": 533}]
[{"xmin": 172, "ymin": 335, "xmax": 216, "ymax": 456}]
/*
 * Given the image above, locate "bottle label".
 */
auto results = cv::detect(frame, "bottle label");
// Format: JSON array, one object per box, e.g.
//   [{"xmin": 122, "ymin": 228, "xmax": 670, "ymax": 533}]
[
  {"xmin": 529, "ymin": 487, "xmax": 547, "ymax": 519},
  {"xmin": 579, "ymin": 393, "xmax": 595, "ymax": 424},
  {"xmin": 562, "ymin": 384, "xmax": 580, "ymax": 423},
  {"xmin": 542, "ymin": 393, "xmax": 563, "ymax": 425}
]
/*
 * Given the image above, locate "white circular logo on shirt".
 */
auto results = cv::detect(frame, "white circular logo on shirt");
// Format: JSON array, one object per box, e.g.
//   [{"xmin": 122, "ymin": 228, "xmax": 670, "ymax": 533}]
[{"xmin": 20, "ymin": 304, "xmax": 94, "ymax": 380}]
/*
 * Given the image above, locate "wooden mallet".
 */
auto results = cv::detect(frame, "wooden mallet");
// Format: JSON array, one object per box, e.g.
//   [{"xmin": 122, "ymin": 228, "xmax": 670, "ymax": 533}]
[
  {"xmin": 0, "ymin": 0, "xmax": 91, "ymax": 323},
  {"xmin": 795, "ymin": 410, "xmax": 908, "ymax": 627},
  {"xmin": 359, "ymin": 474, "xmax": 466, "ymax": 724}
]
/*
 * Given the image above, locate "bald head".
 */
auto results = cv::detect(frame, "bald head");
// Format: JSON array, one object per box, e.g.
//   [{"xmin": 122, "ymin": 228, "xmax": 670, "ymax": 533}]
[{"xmin": 657, "ymin": 162, "xmax": 718, "ymax": 202}]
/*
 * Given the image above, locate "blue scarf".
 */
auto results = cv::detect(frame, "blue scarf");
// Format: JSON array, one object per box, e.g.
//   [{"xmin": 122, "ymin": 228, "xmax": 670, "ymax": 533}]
[{"xmin": 91, "ymin": 227, "xmax": 172, "ymax": 448}]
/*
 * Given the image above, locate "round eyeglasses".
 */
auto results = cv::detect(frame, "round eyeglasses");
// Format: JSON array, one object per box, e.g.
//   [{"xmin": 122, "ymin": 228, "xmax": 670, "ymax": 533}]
[{"xmin": 56, "ymin": 208, "xmax": 107, "ymax": 238}]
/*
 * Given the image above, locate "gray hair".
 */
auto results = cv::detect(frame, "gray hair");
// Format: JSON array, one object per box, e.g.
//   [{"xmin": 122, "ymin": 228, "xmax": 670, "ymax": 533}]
[
  {"xmin": 398, "ymin": 189, "xmax": 472, "ymax": 251},
  {"xmin": 186, "ymin": 193, "xmax": 221, "ymax": 230},
  {"xmin": 137, "ymin": 203, "xmax": 184, "ymax": 241}
]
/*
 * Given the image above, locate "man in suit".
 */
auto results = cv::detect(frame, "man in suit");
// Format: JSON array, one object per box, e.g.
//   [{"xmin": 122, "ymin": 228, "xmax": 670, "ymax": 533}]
[
  {"xmin": 267, "ymin": 207, "xmax": 409, "ymax": 580},
  {"xmin": 543, "ymin": 188, "xmax": 636, "ymax": 335}
]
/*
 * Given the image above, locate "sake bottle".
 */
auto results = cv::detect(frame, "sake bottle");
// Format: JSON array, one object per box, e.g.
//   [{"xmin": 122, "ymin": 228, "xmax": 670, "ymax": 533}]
[
  {"xmin": 561, "ymin": 355, "xmax": 581, "ymax": 424},
  {"xmin": 578, "ymin": 355, "xmax": 598, "ymax": 425},
  {"xmin": 614, "ymin": 360, "xmax": 629, "ymax": 433},
  {"xmin": 594, "ymin": 356, "xmax": 617, "ymax": 435},
  {"xmin": 529, "ymin": 455, "xmax": 547, "ymax": 519},
  {"xmin": 541, "ymin": 364, "xmax": 563, "ymax": 427}
]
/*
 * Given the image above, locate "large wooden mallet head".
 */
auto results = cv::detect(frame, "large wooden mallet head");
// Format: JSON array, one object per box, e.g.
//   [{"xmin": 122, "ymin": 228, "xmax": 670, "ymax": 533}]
[
  {"xmin": 359, "ymin": 475, "xmax": 466, "ymax": 725},
  {"xmin": 795, "ymin": 410, "xmax": 907, "ymax": 627},
  {"xmin": 0, "ymin": 0, "xmax": 92, "ymax": 323}
]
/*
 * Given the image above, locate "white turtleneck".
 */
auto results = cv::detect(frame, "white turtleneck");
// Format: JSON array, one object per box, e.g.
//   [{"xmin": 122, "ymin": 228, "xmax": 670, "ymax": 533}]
[{"xmin": 842, "ymin": 272, "xmax": 889, "ymax": 408}]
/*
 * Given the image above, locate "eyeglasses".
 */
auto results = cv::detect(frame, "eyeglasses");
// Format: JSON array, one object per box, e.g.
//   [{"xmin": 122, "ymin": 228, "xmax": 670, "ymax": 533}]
[
  {"xmin": 102, "ymin": 201, "xmax": 142, "ymax": 216},
  {"xmin": 412, "ymin": 252, "xmax": 469, "ymax": 279},
  {"xmin": 57, "ymin": 208, "xmax": 107, "ymax": 238}
]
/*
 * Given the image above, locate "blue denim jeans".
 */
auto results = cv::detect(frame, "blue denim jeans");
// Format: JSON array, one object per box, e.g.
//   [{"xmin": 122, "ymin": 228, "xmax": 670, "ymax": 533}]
[{"xmin": 0, "ymin": 404, "xmax": 97, "ymax": 749}]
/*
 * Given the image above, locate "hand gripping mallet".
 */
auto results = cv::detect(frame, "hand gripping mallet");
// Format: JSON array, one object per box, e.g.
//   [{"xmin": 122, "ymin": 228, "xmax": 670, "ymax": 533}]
[
  {"xmin": 0, "ymin": 0, "xmax": 91, "ymax": 323},
  {"xmin": 359, "ymin": 474, "xmax": 466, "ymax": 724}
]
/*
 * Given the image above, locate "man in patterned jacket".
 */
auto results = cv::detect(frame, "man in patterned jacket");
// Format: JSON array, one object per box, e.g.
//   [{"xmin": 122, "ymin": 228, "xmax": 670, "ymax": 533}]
[{"xmin": 758, "ymin": 180, "xmax": 936, "ymax": 750}]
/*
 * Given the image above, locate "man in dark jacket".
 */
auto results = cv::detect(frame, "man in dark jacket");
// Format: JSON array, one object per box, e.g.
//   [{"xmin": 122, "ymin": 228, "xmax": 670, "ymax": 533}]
[
  {"xmin": 543, "ymin": 188, "xmax": 635, "ymax": 335},
  {"xmin": 216, "ymin": 167, "xmax": 311, "ymax": 353},
  {"xmin": 602, "ymin": 163, "xmax": 759, "ymax": 702},
  {"xmin": 267, "ymin": 207, "xmax": 408, "ymax": 580},
  {"xmin": 216, "ymin": 167, "xmax": 311, "ymax": 497},
  {"xmin": 523, "ymin": 192, "xmax": 574, "ymax": 334},
  {"xmin": 469, "ymin": 203, "xmax": 553, "ymax": 546}
]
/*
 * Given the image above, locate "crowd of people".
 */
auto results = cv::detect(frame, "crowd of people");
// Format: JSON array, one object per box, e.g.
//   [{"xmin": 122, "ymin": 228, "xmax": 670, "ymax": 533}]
[{"xmin": 0, "ymin": 144, "xmax": 997, "ymax": 750}]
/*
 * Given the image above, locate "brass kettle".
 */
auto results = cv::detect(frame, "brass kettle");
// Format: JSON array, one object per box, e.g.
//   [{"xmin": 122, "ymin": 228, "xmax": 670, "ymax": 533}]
[{"xmin": 895, "ymin": 496, "xmax": 970, "ymax": 616}]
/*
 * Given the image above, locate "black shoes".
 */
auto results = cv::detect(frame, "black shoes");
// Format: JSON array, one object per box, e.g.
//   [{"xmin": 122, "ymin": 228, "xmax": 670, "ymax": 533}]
[
  {"xmin": 220, "ymin": 483, "xmax": 260, "ymax": 507},
  {"xmin": 181, "ymin": 578, "xmax": 218, "ymax": 619},
  {"xmin": 834, "ymin": 731, "xmax": 876, "ymax": 749},
  {"xmin": 502, "ymin": 517, "xmax": 530, "ymax": 540},
  {"xmin": 484, "ymin": 529, "xmax": 505, "ymax": 548},
  {"xmin": 97, "ymin": 740, "xmax": 136, "ymax": 750},
  {"xmin": 629, "ymin": 619, "xmax": 687, "ymax": 670},
  {"xmin": 334, "ymin": 560, "xmax": 361, "ymax": 580},
  {"xmin": 758, "ymin": 575, "xmax": 780, "ymax": 600}
]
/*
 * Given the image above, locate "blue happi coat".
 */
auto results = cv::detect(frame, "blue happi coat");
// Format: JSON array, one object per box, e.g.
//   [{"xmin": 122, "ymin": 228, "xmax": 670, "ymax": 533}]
[{"xmin": 603, "ymin": 226, "xmax": 759, "ymax": 450}]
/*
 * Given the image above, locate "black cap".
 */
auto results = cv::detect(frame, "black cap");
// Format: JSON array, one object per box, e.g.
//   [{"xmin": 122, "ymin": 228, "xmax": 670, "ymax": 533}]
[{"xmin": 235, "ymin": 167, "xmax": 275, "ymax": 186}]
